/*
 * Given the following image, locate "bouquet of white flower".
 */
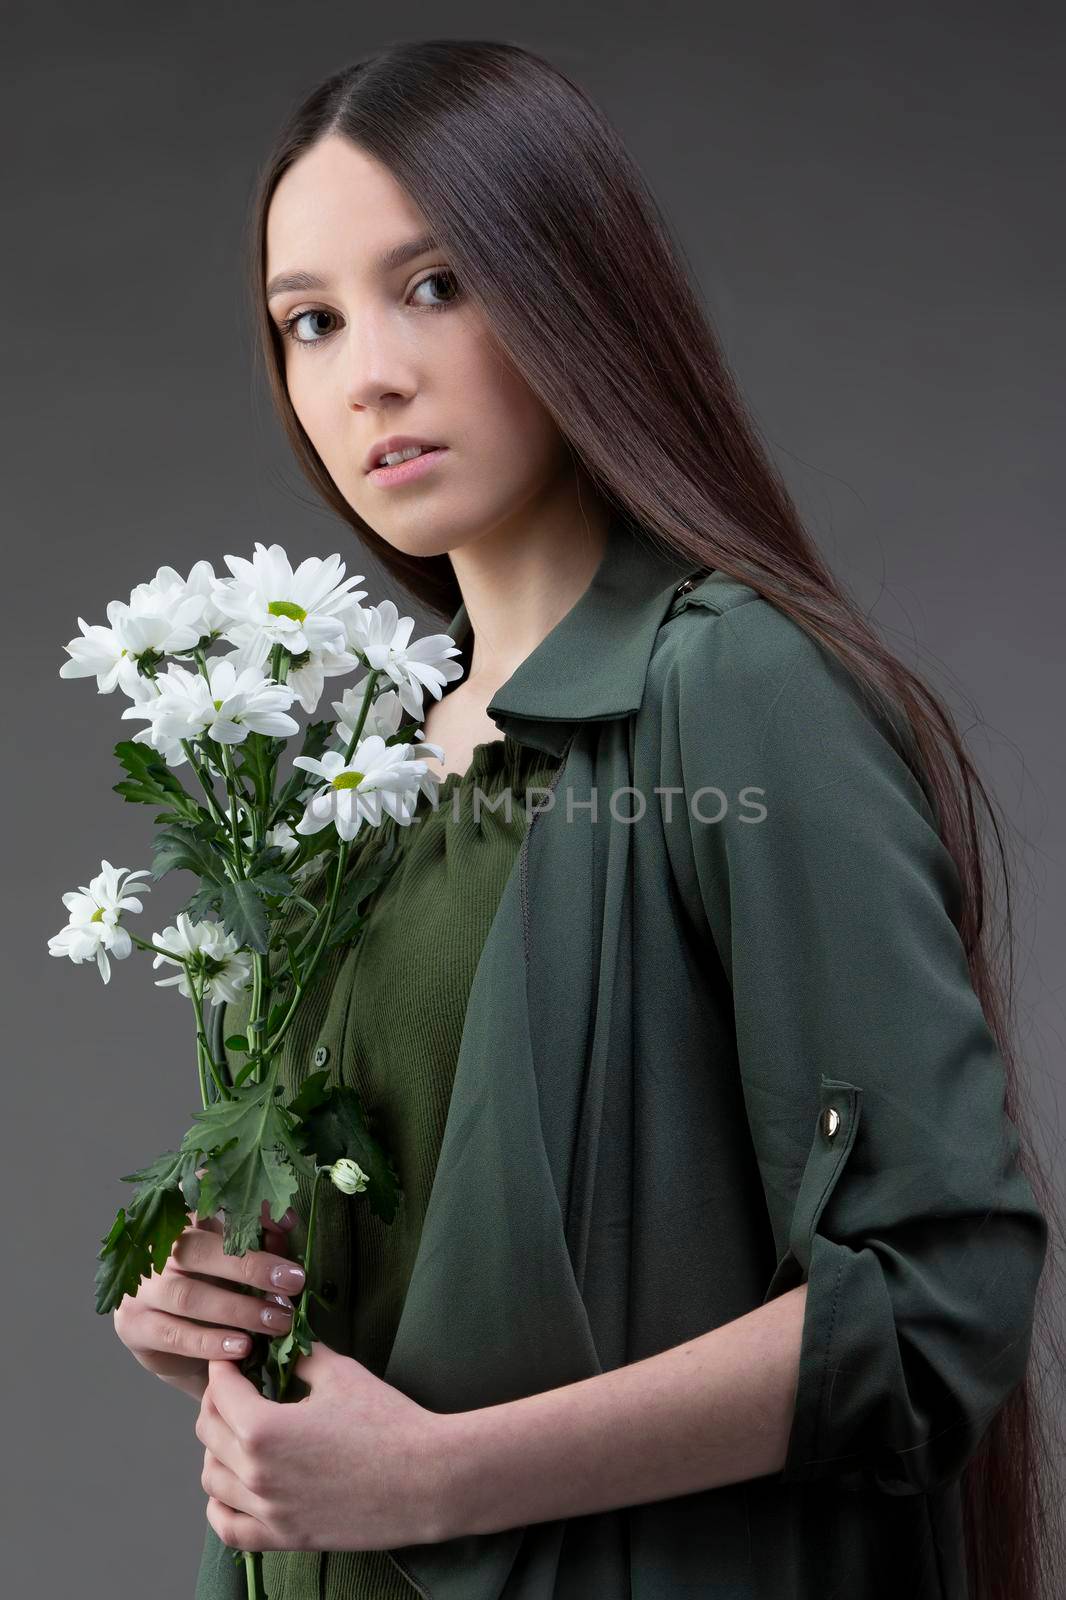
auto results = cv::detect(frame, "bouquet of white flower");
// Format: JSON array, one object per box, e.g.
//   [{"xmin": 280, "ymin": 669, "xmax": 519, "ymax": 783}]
[{"xmin": 47, "ymin": 542, "xmax": 462, "ymax": 1599}]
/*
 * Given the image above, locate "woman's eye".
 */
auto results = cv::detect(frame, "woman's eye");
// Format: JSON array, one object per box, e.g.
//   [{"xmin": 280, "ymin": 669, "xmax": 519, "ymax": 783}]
[
  {"xmin": 410, "ymin": 268, "xmax": 461, "ymax": 309},
  {"xmin": 279, "ymin": 308, "xmax": 338, "ymax": 347},
  {"xmin": 276, "ymin": 269, "xmax": 461, "ymax": 351}
]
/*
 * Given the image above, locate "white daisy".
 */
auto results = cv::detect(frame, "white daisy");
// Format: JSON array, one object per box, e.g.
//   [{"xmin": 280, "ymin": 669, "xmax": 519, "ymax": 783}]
[
  {"xmin": 130, "ymin": 559, "xmax": 229, "ymax": 641},
  {"xmin": 119, "ymin": 656, "xmax": 300, "ymax": 765},
  {"xmin": 58, "ymin": 591, "xmax": 204, "ymax": 700},
  {"xmin": 331, "ymin": 684, "xmax": 445, "ymax": 806},
  {"xmin": 292, "ymin": 736, "xmax": 428, "ymax": 843},
  {"xmin": 47, "ymin": 859, "xmax": 153, "ymax": 985},
  {"xmin": 341, "ymin": 603, "xmax": 463, "ymax": 721},
  {"xmin": 212, "ymin": 543, "xmax": 367, "ymax": 671},
  {"xmin": 149, "ymin": 913, "xmax": 254, "ymax": 1004}
]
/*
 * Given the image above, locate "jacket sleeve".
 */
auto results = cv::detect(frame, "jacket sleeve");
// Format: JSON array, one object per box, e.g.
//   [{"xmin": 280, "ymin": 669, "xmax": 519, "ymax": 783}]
[{"xmin": 660, "ymin": 595, "xmax": 1048, "ymax": 1496}]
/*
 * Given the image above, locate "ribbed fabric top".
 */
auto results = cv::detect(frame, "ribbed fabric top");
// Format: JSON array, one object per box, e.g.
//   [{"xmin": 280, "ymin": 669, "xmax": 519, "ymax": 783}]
[{"xmin": 195, "ymin": 732, "xmax": 561, "ymax": 1600}]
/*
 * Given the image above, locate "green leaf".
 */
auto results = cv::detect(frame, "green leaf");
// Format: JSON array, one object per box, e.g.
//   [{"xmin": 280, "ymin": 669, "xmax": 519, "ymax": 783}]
[
  {"xmin": 270, "ymin": 1293, "xmax": 316, "ymax": 1370},
  {"xmin": 180, "ymin": 884, "xmax": 225, "ymax": 922},
  {"xmin": 248, "ymin": 867, "xmax": 293, "ymax": 898},
  {"xmin": 180, "ymin": 1080, "xmax": 314, "ymax": 1252},
  {"xmin": 151, "ymin": 823, "xmax": 230, "ymax": 885},
  {"xmin": 216, "ymin": 879, "xmax": 270, "ymax": 955},
  {"xmin": 286, "ymin": 1069, "xmax": 332, "ymax": 1120},
  {"xmin": 243, "ymin": 844, "xmax": 289, "ymax": 877},
  {"xmin": 93, "ymin": 1149, "xmax": 191, "ymax": 1314},
  {"xmin": 232, "ymin": 730, "xmax": 275, "ymax": 796},
  {"xmin": 225, "ymin": 1034, "xmax": 250, "ymax": 1052},
  {"xmin": 112, "ymin": 740, "xmax": 203, "ymax": 823},
  {"xmin": 299, "ymin": 1083, "xmax": 402, "ymax": 1225},
  {"xmin": 324, "ymin": 834, "xmax": 398, "ymax": 948}
]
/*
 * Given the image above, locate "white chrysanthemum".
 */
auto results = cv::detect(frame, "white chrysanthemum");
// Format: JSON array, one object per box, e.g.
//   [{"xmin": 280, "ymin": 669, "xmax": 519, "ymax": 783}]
[
  {"xmin": 331, "ymin": 684, "xmax": 445, "ymax": 806},
  {"xmin": 58, "ymin": 588, "xmax": 206, "ymax": 700},
  {"xmin": 211, "ymin": 543, "xmax": 367, "ymax": 672},
  {"xmin": 328, "ymin": 1158, "xmax": 369, "ymax": 1195},
  {"xmin": 341, "ymin": 603, "xmax": 463, "ymax": 721},
  {"xmin": 292, "ymin": 736, "xmax": 427, "ymax": 842},
  {"xmin": 149, "ymin": 913, "xmax": 254, "ymax": 1004},
  {"xmin": 119, "ymin": 656, "xmax": 300, "ymax": 765},
  {"xmin": 47, "ymin": 860, "xmax": 153, "ymax": 985},
  {"xmin": 130, "ymin": 560, "xmax": 229, "ymax": 641}
]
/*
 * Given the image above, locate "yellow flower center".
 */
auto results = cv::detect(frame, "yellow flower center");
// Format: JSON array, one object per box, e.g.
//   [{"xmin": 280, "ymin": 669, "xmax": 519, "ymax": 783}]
[
  {"xmin": 91, "ymin": 907, "xmax": 105, "ymax": 922},
  {"xmin": 268, "ymin": 599, "xmax": 307, "ymax": 624},
  {"xmin": 332, "ymin": 771, "xmax": 364, "ymax": 790}
]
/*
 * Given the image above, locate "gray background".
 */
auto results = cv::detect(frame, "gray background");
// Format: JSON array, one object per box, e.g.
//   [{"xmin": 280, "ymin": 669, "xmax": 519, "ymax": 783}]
[{"xmin": 4, "ymin": 2, "xmax": 1063, "ymax": 1592}]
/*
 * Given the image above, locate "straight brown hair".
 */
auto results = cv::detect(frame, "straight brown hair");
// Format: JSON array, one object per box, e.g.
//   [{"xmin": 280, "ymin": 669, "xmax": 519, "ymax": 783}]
[{"xmin": 244, "ymin": 39, "xmax": 1064, "ymax": 1598}]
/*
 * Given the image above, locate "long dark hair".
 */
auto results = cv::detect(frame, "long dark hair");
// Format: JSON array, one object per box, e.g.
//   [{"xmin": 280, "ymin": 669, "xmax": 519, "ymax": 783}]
[{"xmin": 243, "ymin": 39, "xmax": 1064, "ymax": 1598}]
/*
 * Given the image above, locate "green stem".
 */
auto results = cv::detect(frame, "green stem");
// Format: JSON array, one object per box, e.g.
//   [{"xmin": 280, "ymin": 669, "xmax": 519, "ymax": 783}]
[
  {"xmin": 242, "ymin": 1548, "xmax": 266, "ymax": 1599},
  {"xmin": 261, "ymin": 670, "xmax": 381, "ymax": 1060},
  {"xmin": 190, "ymin": 976, "xmax": 232, "ymax": 1102},
  {"xmin": 194, "ymin": 1020, "xmax": 209, "ymax": 1110},
  {"xmin": 276, "ymin": 1165, "xmax": 327, "ymax": 1404},
  {"xmin": 178, "ymin": 738, "xmax": 231, "ymax": 834}
]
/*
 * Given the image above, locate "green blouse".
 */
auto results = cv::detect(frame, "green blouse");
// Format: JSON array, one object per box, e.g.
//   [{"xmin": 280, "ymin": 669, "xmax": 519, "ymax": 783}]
[{"xmin": 195, "ymin": 733, "xmax": 562, "ymax": 1600}]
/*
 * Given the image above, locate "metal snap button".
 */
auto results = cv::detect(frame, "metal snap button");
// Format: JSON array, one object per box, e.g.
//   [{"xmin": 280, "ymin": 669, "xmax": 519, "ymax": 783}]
[
  {"xmin": 820, "ymin": 1105, "xmax": 841, "ymax": 1141},
  {"xmin": 676, "ymin": 578, "xmax": 694, "ymax": 595},
  {"xmin": 312, "ymin": 1044, "xmax": 329, "ymax": 1068}
]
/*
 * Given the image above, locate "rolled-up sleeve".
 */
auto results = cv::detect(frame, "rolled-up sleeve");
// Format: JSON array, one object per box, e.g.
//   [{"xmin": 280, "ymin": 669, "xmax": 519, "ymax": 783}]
[{"xmin": 661, "ymin": 596, "xmax": 1049, "ymax": 1496}]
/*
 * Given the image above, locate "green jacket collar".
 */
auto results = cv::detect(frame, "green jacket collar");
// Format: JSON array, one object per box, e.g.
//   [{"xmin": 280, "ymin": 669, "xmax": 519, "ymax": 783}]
[{"xmin": 444, "ymin": 511, "xmax": 700, "ymax": 755}]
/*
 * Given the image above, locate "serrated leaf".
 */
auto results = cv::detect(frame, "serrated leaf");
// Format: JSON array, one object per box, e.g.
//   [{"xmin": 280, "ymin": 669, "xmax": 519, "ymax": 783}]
[
  {"xmin": 113, "ymin": 740, "xmax": 203, "ymax": 823},
  {"xmin": 180, "ymin": 1080, "xmax": 315, "ymax": 1252},
  {"xmin": 286, "ymin": 1069, "xmax": 332, "ymax": 1120},
  {"xmin": 217, "ymin": 879, "xmax": 270, "ymax": 955},
  {"xmin": 249, "ymin": 867, "xmax": 293, "ymax": 898},
  {"xmin": 151, "ymin": 823, "xmax": 229, "ymax": 885},
  {"xmin": 180, "ymin": 885, "xmax": 224, "ymax": 922},
  {"xmin": 94, "ymin": 1150, "xmax": 191, "ymax": 1313},
  {"xmin": 94, "ymin": 1209, "xmax": 145, "ymax": 1315}
]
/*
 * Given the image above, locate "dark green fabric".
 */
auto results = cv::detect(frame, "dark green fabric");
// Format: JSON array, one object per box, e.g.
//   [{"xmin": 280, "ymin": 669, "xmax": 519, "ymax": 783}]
[
  {"xmin": 194, "ymin": 510, "xmax": 1048, "ymax": 1599},
  {"xmin": 195, "ymin": 735, "xmax": 560, "ymax": 1599}
]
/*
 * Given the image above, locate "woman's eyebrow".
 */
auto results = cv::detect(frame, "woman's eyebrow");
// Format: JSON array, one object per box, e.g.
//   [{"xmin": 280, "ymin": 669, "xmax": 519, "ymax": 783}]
[{"xmin": 266, "ymin": 232, "xmax": 440, "ymax": 301}]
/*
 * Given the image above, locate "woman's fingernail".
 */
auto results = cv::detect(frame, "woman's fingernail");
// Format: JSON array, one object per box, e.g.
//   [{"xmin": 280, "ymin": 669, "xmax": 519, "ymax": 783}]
[
  {"xmin": 271, "ymin": 1263, "xmax": 305, "ymax": 1290},
  {"xmin": 278, "ymin": 1209, "xmax": 297, "ymax": 1229}
]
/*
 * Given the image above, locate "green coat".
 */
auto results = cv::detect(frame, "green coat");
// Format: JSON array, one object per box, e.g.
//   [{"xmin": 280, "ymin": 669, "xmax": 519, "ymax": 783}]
[{"xmin": 210, "ymin": 510, "xmax": 1049, "ymax": 1599}]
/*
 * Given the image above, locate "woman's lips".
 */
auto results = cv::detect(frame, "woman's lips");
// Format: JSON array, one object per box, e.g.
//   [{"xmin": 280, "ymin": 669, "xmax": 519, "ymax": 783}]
[{"xmin": 366, "ymin": 447, "xmax": 449, "ymax": 487}]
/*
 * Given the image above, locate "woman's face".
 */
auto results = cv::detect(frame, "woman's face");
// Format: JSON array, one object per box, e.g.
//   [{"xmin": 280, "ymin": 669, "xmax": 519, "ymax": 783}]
[{"xmin": 265, "ymin": 134, "xmax": 569, "ymax": 560}]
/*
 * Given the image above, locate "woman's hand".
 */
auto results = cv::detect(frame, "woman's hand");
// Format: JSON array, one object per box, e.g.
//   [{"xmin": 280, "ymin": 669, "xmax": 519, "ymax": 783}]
[
  {"xmin": 112, "ymin": 1179, "xmax": 304, "ymax": 1403},
  {"xmin": 197, "ymin": 1341, "xmax": 451, "ymax": 1553}
]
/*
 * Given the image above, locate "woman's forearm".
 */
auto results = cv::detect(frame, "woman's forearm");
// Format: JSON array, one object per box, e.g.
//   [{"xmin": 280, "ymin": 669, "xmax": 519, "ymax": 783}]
[{"xmin": 434, "ymin": 1282, "xmax": 807, "ymax": 1542}]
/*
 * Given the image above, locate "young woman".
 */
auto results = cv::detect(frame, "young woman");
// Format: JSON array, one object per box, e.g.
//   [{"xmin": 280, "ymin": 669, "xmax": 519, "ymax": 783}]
[{"xmin": 112, "ymin": 38, "xmax": 1063, "ymax": 1600}]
